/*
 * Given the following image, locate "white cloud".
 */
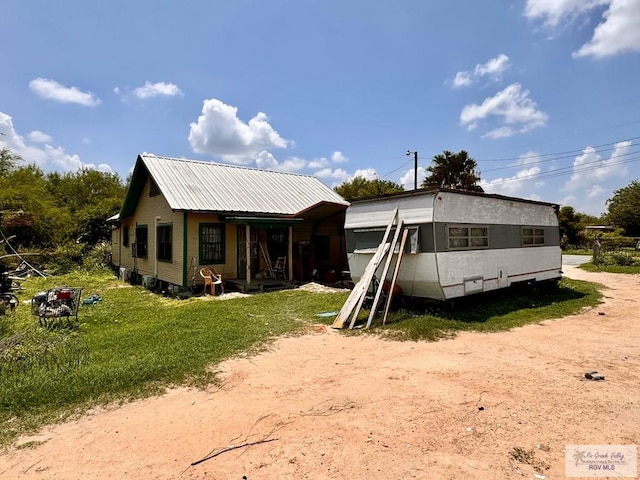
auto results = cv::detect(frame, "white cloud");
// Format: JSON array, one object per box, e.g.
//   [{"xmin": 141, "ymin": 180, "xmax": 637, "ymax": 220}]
[
  {"xmin": 573, "ymin": 0, "xmax": 640, "ymax": 58},
  {"xmin": 524, "ymin": 0, "xmax": 609, "ymax": 27},
  {"xmin": 132, "ymin": 81, "xmax": 184, "ymax": 99},
  {"xmin": 481, "ymin": 165, "xmax": 543, "ymax": 196},
  {"xmin": 558, "ymin": 141, "xmax": 631, "ymax": 215},
  {"xmin": 481, "ymin": 150, "xmax": 546, "ymax": 196},
  {"xmin": 27, "ymin": 130, "xmax": 52, "ymax": 143},
  {"xmin": 255, "ymin": 150, "xmax": 306, "ymax": 173},
  {"xmin": 314, "ymin": 168, "xmax": 350, "ymax": 183},
  {"xmin": 255, "ymin": 150, "xmax": 278, "ymax": 170},
  {"xmin": 451, "ymin": 54, "xmax": 510, "ymax": 88},
  {"xmin": 308, "ymin": 157, "xmax": 329, "ymax": 169},
  {"xmin": 482, "ymin": 126, "xmax": 516, "ymax": 139},
  {"xmin": 276, "ymin": 157, "xmax": 307, "ymax": 172},
  {"xmin": 399, "ymin": 166, "xmax": 427, "ymax": 190},
  {"xmin": 331, "ymin": 151, "xmax": 348, "ymax": 163},
  {"xmin": 460, "ymin": 83, "xmax": 548, "ymax": 137},
  {"xmin": 188, "ymin": 98, "xmax": 289, "ymax": 165},
  {"xmin": 288, "ymin": 151, "xmax": 347, "ymax": 170},
  {"xmin": 0, "ymin": 111, "xmax": 112, "ymax": 173},
  {"xmin": 352, "ymin": 168, "xmax": 378, "ymax": 181},
  {"xmin": 516, "ymin": 150, "xmax": 544, "ymax": 166},
  {"xmin": 474, "ymin": 53, "xmax": 510, "ymax": 79},
  {"xmin": 525, "ymin": 0, "xmax": 640, "ymax": 58},
  {"xmin": 562, "ymin": 141, "xmax": 630, "ymax": 192},
  {"xmin": 452, "ymin": 71, "xmax": 473, "ymax": 88},
  {"xmin": 29, "ymin": 78, "xmax": 101, "ymax": 106}
]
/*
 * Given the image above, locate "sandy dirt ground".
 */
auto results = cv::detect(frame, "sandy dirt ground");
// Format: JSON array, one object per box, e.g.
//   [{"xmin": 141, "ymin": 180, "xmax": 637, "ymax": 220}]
[{"xmin": 1, "ymin": 266, "xmax": 639, "ymax": 479}]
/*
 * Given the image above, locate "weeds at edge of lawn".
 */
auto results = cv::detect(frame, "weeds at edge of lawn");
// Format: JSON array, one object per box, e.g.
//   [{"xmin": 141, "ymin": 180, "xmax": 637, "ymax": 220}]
[{"xmin": 321, "ymin": 278, "xmax": 602, "ymax": 342}]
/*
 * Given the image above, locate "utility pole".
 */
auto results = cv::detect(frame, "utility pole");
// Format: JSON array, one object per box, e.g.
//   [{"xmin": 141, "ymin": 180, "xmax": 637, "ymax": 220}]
[{"xmin": 406, "ymin": 150, "xmax": 418, "ymax": 190}]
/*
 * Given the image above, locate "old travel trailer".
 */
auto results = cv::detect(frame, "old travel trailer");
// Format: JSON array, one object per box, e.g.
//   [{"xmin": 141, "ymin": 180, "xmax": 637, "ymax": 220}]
[{"xmin": 345, "ymin": 189, "xmax": 563, "ymax": 301}]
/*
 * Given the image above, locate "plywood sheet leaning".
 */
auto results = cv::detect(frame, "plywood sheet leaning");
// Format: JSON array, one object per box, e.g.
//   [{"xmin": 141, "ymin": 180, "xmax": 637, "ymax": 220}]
[
  {"xmin": 382, "ymin": 227, "xmax": 409, "ymax": 325},
  {"xmin": 347, "ymin": 242, "xmax": 390, "ymax": 330},
  {"xmin": 259, "ymin": 241, "xmax": 275, "ymax": 278},
  {"xmin": 331, "ymin": 209, "xmax": 397, "ymax": 329},
  {"xmin": 365, "ymin": 220, "xmax": 405, "ymax": 329},
  {"xmin": 330, "ymin": 242, "xmax": 388, "ymax": 329}
]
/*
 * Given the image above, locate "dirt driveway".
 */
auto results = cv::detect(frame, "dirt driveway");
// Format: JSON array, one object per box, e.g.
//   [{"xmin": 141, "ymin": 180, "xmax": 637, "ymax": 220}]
[{"xmin": 1, "ymin": 266, "xmax": 639, "ymax": 479}]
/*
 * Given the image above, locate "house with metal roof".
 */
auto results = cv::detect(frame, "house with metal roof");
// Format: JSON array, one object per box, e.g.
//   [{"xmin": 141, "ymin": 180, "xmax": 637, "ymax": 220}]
[{"xmin": 110, "ymin": 154, "xmax": 350, "ymax": 292}]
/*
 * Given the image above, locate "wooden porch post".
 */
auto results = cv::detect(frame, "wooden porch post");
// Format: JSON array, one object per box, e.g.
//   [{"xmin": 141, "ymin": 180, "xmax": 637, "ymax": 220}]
[
  {"xmin": 245, "ymin": 224, "xmax": 251, "ymax": 285},
  {"xmin": 288, "ymin": 225, "xmax": 293, "ymax": 280}
]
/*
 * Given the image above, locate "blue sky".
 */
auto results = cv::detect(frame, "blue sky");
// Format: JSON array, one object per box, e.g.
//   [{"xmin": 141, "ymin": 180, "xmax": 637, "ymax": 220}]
[{"xmin": 1, "ymin": 0, "xmax": 639, "ymax": 216}]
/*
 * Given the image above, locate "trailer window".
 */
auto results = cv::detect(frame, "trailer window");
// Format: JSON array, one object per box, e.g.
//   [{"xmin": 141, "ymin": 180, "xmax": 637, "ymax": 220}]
[
  {"xmin": 447, "ymin": 225, "xmax": 488, "ymax": 250},
  {"xmin": 522, "ymin": 228, "xmax": 545, "ymax": 246}
]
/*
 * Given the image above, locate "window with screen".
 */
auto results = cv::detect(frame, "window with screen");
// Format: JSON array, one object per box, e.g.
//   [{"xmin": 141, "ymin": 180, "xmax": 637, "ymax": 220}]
[
  {"xmin": 200, "ymin": 223, "xmax": 225, "ymax": 263},
  {"xmin": 122, "ymin": 224, "xmax": 129, "ymax": 247},
  {"xmin": 522, "ymin": 227, "xmax": 545, "ymax": 246},
  {"xmin": 447, "ymin": 225, "xmax": 489, "ymax": 250},
  {"xmin": 157, "ymin": 224, "xmax": 172, "ymax": 261},
  {"xmin": 135, "ymin": 225, "xmax": 148, "ymax": 258}
]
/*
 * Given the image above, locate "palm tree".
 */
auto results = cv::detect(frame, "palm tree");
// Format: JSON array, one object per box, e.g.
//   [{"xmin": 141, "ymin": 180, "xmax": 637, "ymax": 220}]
[{"xmin": 421, "ymin": 150, "xmax": 483, "ymax": 192}]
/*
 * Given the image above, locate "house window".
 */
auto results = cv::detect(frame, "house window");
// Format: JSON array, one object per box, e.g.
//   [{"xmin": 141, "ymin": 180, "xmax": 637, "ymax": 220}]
[
  {"xmin": 122, "ymin": 225, "xmax": 129, "ymax": 247},
  {"xmin": 522, "ymin": 227, "xmax": 545, "ymax": 246},
  {"xmin": 447, "ymin": 225, "xmax": 489, "ymax": 250},
  {"xmin": 157, "ymin": 224, "xmax": 172, "ymax": 261},
  {"xmin": 135, "ymin": 225, "xmax": 148, "ymax": 258},
  {"xmin": 149, "ymin": 178, "xmax": 160, "ymax": 197},
  {"xmin": 200, "ymin": 223, "xmax": 225, "ymax": 263}
]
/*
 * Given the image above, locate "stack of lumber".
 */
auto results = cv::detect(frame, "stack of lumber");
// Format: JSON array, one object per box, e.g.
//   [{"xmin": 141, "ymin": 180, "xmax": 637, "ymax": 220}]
[{"xmin": 331, "ymin": 209, "xmax": 408, "ymax": 329}]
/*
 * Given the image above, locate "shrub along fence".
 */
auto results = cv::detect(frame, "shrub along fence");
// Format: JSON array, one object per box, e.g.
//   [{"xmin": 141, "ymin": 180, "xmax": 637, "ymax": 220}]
[{"xmin": 592, "ymin": 237, "xmax": 640, "ymax": 266}]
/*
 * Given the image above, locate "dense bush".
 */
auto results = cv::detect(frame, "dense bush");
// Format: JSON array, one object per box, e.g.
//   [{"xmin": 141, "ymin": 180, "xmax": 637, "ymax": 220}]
[
  {"xmin": 598, "ymin": 251, "xmax": 640, "ymax": 267},
  {"xmin": 44, "ymin": 243, "xmax": 85, "ymax": 274},
  {"xmin": 82, "ymin": 243, "xmax": 113, "ymax": 271}
]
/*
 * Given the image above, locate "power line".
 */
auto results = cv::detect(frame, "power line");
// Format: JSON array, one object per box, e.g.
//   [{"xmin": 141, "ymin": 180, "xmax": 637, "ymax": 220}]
[
  {"xmin": 379, "ymin": 158, "xmax": 414, "ymax": 179},
  {"xmin": 483, "ymin": 153, "xmax": 640, "ymax": 188},
  {"xmin": 377, "ymin": 134, "xmax": 639, "ymax": 184},
  {"xmin": 476, "ymin": 134, "xmax": 640, "ymax": 163},
  {"xmin": 481, "ymin": 144, "xmax": 640, "ymax": 174}
]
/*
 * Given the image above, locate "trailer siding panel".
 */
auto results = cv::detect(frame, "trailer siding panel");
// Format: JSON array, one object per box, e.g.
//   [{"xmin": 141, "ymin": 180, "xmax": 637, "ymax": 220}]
[
  {"xmin": 345, "ymin": 189, "xmax": 561, "ymax": 301},
  {"xmin": 434, "ymin": 191, "xmax": 557, "ymax": 226},
  {"xmin": 344, "ymin": 194, "xmax": 435, "ymax": 229}
]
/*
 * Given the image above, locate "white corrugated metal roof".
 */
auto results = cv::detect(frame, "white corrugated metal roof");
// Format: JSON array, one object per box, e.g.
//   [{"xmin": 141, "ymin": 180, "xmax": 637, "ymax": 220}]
[{"xmin": 140, "ymin": 154, "xmax": 348, "ymax": 215}]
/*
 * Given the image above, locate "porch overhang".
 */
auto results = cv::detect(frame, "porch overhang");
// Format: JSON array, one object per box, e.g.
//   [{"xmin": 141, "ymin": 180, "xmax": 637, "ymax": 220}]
[{"xmin": 224, "ymin": 216, "xmax": 303, "ymax": 228}]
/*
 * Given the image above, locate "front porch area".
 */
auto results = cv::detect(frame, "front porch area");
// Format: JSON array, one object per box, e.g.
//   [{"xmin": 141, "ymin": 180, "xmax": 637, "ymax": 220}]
[{"xmin": 225, "ymin": 278, "xmax": 297, "ymax": 293}]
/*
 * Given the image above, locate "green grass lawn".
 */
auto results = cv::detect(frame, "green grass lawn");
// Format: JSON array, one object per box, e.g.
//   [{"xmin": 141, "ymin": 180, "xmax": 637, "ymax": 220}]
[
  {"xmin": 0, "ymin": 270, "xmax": 601, "ymax": 447},
  {"xmin": 328, "ymin": 278, "xmax": 601, "ymax": 341},
  {"xmin": 580, "ymin": 263, "xmax": 640, "ymax": 274}
]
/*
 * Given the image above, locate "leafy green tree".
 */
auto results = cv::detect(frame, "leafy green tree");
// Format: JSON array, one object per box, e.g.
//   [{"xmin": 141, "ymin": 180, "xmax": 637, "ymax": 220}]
[
  {"xmin": 334, "ymin": 176, "xmax": 404, "ymax": 201},
  {"xmin": 606, "ymin": 179, "xmax": 640, "ymax": 236},
  {"xmin": 558, "ymin": 206, "xmax": 604, "ymax": 248},
  {"xmin": 558, "ymin": 206, "xmax": 581, "ymax": 246},
  {"xmin": 0, "ymin": 148, "xmax": 126, "ymax": 251},
  {"xmin": 0, "ymin": 148, "xmax": 21, "ymax": 176},
  {"xmin": 421, "ymin": 150, "xmax": 483, "ymax": 192},
  {"xmin": 0, "ymin": 164, "xmax": 71, "ymax": 247},
  {"xmin": 47, "ymin": 169, "xmax": 126, "ymax": 245}
]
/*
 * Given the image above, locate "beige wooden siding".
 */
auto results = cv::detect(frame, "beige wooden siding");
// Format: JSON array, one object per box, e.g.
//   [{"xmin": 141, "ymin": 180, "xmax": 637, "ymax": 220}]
[
  {"xmin": 185, "ymin": 214, "xmax": 238, "ymax": 287},
  {"xmin": 110, "ymin": 227, "xmax": 121, "ymax": 266},
  {"xmin": 117, "ymin": 178, "xmax": 184, "ymax": 285}
]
